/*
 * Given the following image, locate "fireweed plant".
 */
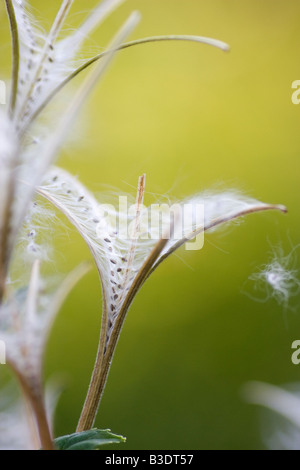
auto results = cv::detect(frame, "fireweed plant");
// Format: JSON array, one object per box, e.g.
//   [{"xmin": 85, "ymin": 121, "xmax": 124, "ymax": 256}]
[{"xmin": 0, "ymin": 0, "xmax": 287, "ymax": 450}]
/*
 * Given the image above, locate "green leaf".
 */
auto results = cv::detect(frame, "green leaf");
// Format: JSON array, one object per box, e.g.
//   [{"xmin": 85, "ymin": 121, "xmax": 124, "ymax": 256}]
[{"xmin": 54, "ymin": 429, "xmax": 126, "ymax": 450}]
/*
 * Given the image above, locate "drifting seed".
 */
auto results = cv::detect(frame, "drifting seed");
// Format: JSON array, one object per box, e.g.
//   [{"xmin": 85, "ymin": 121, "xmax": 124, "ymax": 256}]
[
  {"xmin": 110, "ymin": 259, "xmax": 117, "ymax": 265},
  {"xmin": 104, "ymin": 238, "xmax": 111, "ymax": 243},
  {"xmin": 78, "ymin": 196, "xmax": 84, "ymax": 202}
]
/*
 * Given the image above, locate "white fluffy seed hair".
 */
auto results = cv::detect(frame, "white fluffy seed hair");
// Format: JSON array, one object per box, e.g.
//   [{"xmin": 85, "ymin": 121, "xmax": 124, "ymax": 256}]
[
  {"xmin": 12, "ymin": 0, "xmax": 127, "ymax": 131},
  {"xmin": 248, "ymin": 244, "xmax": 300, "ymax": 309},
  {"xmin": 13, "ymin": 0, "xmax": 74, "ymax": 127}
]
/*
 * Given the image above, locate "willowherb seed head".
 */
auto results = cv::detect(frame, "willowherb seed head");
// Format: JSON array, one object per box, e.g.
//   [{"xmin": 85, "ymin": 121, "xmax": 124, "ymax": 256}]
[
  {"xmin": 38, "ymin": 167, "xmax": 286, "ymax": 349},
  {"xmin": 0, "ymin": 0, "xmax": 289, "ymax": 447},
  {"xmin": 0, "ymin": 387, "xmax": 35, "ymax": 450},
  {"xmin": 0, "ymin": 379, "xmax": 64, "ymax": 450},
  {"xmin": 0, "ymin": 0, "xmax": 233, "ymax": 303},
  {"xmin": 0, "ymin": 259, "xmax": 90, "ymax": 382}
]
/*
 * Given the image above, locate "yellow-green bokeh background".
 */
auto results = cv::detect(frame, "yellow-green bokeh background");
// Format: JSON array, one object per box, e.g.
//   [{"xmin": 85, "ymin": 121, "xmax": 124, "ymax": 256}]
[{"xmin": 1, "ymin": 0, "xmax": 300, "ymax": 450}]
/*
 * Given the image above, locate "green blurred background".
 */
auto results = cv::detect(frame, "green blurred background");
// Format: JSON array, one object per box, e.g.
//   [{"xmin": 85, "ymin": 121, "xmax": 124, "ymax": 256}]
[{"xmin": 1, "ymin": 0, "xmax": 300, "ymax": 450}]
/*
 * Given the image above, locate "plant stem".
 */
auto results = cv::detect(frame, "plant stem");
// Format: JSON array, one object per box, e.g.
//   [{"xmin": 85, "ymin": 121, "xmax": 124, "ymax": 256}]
[
  {"xmin": 76, "ymin": 323, "xmax": 108, "ymax": 432},
  {"xmin": 26, "ymin": 386, "xmax": 54, "ymax": 451},
  {"xmin": 0, "ymin": 146, "xmax": 20, "ymax": 306},
  {"xmin": 11, "ymin": 364, "xmax": 54, "ymax": 450},
  {"xmin": 4, "ymin": 0, "xmax": 19, "ymax": 117},
  {"xmin": 76, "ymin": 231, "xmax": 171, "ymax": 431},
  {"xmin": 0, "ymin": 2, "xmax": 21, "ymax": 302}
]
